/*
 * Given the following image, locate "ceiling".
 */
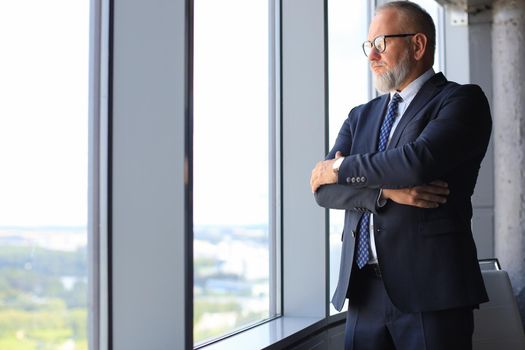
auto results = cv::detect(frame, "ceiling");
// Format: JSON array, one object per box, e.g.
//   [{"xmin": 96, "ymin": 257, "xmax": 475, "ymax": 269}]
[{"xmin": 434, "ymin": 0, "xmax": 493, "ymax": 13}]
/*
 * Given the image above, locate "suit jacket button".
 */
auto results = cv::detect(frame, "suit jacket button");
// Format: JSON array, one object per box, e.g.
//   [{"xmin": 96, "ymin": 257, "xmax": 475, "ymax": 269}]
[
  {"xmin": 351, "ymin": 177, "xmax": 356, "ymax": 183},
  {"xmin": 346, "ymin": 177, "xmax": 351, "ymax": 183},
  {"xmin": 356, "ymin": 177, "xmax": 361, "ymax": 183},
  {"xmin": 361, "ymin": 176, "xmax": 366, "ymax": 182},
  {"xmin": 352, "ymin": 230, "xmax": 356, "ymax": 238}
]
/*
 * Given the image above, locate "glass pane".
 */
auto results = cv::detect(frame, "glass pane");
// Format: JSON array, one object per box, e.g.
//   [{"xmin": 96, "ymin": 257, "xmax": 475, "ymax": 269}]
[
  {"xmin": 0, "ymin": 1, "xmax": 89, "ymax": 349},
  {"xmin": 193, "ymin": 0, "xmax": 270, "ymax": 344},
  {"xmin": 328, "ymin": 0, "xmax": 369, "ymax": 315}
]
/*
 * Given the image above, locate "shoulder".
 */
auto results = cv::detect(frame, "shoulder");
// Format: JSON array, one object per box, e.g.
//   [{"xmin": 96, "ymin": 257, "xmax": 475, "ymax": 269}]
[
  {"xmin": 344, "ymin": 95, "xmax": 386, "ymax": 131},
  {"xmin": 439, "ymin": 83, "xmax": 489, "ymax": 111},
  {"xmin": 436, "ymin": 80, "xmax": 492, "ymax": 123},
  {"xmin": 438, "ymin": 77, "xmax": 487, "ymax": 100},
  {"xmin": 423, "ymin": 72, "xmax": 487, "ymax": 100},
  {"xmin": 348, "ymin": 94, "xmax": 387, "ymax": 119}
]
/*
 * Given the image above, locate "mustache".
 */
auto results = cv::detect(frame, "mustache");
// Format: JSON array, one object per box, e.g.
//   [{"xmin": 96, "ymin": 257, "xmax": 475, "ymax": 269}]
[{"xmin": 371, "ymin": 62, "xmax": 386, "ymax": 69}]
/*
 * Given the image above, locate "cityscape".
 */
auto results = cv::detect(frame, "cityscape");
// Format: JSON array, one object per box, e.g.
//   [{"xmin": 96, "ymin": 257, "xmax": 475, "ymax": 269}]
[
  {"xmin": 0, "ymin": 217, "xmax": 349, "ymax": 349},
  {"xmin": 0, "ymin": 224, "xmax": 272, "ymax": 348},
  {"xmin": 194, "ymin": 224, "xmax": 270, "ymax": 344},
  {"xmin": 0, "ymin": 226, "xmax": 88, "ymax": 350}
]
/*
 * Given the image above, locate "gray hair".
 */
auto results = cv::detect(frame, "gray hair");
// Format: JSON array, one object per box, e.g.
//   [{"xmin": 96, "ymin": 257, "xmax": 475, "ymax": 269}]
[{"xmin": 377, "ymin": 1, "xmax": 436, "ymax": 60}]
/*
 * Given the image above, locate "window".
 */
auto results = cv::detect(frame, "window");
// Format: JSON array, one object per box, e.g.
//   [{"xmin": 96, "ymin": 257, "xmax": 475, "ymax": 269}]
[
  {"xmin": 328, "ymin": 0, "xmax": 370, "ymax": 314},
  {"xmin": 0, "ymin": 1, "xmax": 89, "ymax": 349},
  {"xmin": 193, "ymin": 0, "xmax": 273, "ymax": 344}
]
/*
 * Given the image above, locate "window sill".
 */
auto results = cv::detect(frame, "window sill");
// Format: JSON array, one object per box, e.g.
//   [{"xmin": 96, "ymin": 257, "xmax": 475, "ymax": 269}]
[{"xmin": 199, "ymin": 313, "xmax": 346, "ymax": 350}]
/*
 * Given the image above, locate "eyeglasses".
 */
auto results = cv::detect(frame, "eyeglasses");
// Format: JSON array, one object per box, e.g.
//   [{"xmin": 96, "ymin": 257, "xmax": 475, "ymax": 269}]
[{"xmin": 362, "ymin": 33, "xmax": 416, "ymax": 57}]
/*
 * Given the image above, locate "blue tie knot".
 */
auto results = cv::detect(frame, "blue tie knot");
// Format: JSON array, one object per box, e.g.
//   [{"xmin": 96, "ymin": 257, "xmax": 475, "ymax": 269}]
[{"xmin": 391, "ymin": 92, "xmax": 402, "ymax": 105}]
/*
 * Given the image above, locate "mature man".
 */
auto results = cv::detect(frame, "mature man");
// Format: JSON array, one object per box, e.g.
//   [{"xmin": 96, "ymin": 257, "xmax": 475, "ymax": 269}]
[{"xmin": 310, "ymin": 2, "xmax": 491, "ymax": 349}]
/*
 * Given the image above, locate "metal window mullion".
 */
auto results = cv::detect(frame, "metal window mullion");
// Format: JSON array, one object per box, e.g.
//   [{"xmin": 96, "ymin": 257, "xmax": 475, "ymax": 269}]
[
  {"xmin": 269, "ymin": 0, "xmax": 282, "ymax": 319},
  {"xmin": 88, "ymin": 0, "xmax": 111, "ymax": 349},
  {"xmin": 437, "ymin": 2, "xmax": 446, "ymax": 75},
  {"xmin": 88, "ymin": 0, "xmax": 101, "ymax": 346},
  {"xmin": 367, "ymin": 0, "xmax": 376, "ymax": 100}
]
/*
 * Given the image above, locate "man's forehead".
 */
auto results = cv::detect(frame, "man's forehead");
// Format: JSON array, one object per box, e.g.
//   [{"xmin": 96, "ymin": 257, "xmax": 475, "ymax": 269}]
[{"xmin": 368, "ymin": 9, "xmax": 403, "ymax": 38}]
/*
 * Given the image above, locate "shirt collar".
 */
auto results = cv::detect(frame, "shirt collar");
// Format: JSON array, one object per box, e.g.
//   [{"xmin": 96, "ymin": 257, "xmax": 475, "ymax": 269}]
[{"xmin": 390, "ymin": 68, "xmax": 435, "ymax": 102}]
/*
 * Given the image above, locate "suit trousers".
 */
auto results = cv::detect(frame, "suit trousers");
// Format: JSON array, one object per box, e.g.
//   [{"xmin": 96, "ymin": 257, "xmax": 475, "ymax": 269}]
[{"xmin": 344, "ymin": 265, "xmax": 474, "ymax": 350}]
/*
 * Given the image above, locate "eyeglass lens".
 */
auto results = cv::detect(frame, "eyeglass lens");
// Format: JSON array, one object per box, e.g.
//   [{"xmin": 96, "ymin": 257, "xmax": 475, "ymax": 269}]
[
  {"xmin": 373, "ymin": 36, "xmax": 386, "ymax": 52},
  {"xmin": 363, "ymin": 36, "xmax": 385, "ymax": 57}
]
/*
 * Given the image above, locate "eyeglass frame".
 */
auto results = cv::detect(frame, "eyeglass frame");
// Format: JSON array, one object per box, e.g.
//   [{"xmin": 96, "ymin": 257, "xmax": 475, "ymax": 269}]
[{"xmin": 362, "ymin": 33, "xmax": 417, "ymax": 57}]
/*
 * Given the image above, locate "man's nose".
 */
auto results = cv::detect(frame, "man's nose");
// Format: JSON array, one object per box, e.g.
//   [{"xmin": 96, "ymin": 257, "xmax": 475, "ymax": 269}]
[{"xmin": 368, "ymin": 48, "xmax": 381, "ymax": 61}]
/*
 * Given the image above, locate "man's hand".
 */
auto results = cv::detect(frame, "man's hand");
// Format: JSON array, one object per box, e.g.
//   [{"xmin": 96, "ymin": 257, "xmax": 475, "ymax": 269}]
[
  {"xmin": 310, "ymin": 151, "xmax": 343, "ymax": 193},
  {"xmin": 381, "ymin": 180, "xmax": 449, "ymax": 208}
]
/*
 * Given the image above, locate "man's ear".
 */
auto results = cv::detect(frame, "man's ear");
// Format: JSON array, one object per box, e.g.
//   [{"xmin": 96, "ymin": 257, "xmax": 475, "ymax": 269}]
[{"xmin": 412, "ymin": 33, "xmax": 427, "ymax": 61}]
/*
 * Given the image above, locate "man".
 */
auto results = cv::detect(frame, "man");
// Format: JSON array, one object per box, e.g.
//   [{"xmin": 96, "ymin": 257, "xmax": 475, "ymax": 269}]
[{"xmin": 310, "ymin": 2, "xmax": 491, "ymax": 349}]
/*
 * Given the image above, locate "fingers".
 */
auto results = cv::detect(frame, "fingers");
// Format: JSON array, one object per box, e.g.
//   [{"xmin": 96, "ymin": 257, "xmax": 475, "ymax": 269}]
[
  {"xmin": 310, "ymin": 159, "xmax": 338, "ymax": 192},
  {"xmin": 404, "ymin": 184, "xmax": 448, "ymax": 209},
  {"xmin": 310, "ymin": 179, "xmax": 317, "ymax": 193},
  {"xmin": 310, "ymin": 161, "xmax": 324, "ymax": 193},
  {"xmin": 412, "ymin": 191, "xmax": 447, "ymax": 204},
  {"xmin": 417, "ymin": 184, "xmax": 450, "ymax": 196},
  {"xmin": 310, "ymin": 165, "xmax": 319, "ymax": 193},
  {"xmin": 311, "ymin": 179, "xmax": 319, "ymax": 193},
  {"xmin": 411, "ymin": 199, "xmax": 440, "ymax": 209},
  {"xmin": 335, "ymin": 151, "xmax": 343, "ymax": 159},
  {"xmin": 386, "ymin": 182, "xmax": 450, "ymax": 209},
  {"xmin": 429, "ymin": 180, "xmax": 448, "ymax": 188}
]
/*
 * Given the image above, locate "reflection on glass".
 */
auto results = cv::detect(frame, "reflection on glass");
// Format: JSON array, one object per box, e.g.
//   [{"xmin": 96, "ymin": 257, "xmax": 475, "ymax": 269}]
[
  {"xmin": 193, "ymin": 0, "xmax": 270, "ymax": 344},
  {"xmin": 0, "ymin": 1, "xmax": 89, "ymax": 349},
  {"xmin": 328, "ymin": 0, "xmax": 369, "ymax": 314}
]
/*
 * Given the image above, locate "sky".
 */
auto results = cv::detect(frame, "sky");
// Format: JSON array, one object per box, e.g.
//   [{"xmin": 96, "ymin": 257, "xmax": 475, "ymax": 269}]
[
  {"xmin": 192, "ymin": 0, "xmax": 440, "ymax": 227},
  {"xmin": 0, "ymin": 0, "xmax": 440, "ymax": 228},
  {"xmin": 0, "ymin": 0, "xmax": 89, "ymax": 227},
  {"xmin": 193, "ymin": 0, "xmax": 269, "ymax": 226}
]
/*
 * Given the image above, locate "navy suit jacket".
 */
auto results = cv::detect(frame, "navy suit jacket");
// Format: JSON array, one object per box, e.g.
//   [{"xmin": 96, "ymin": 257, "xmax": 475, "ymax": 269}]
[{"xmin": 315, "ymin": 73, "xmax": 491, "ymax": 312}]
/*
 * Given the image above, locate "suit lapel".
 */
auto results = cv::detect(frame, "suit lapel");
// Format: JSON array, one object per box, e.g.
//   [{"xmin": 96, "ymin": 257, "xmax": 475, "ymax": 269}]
[
  {"xmin": 369, "ymin": 94, "xmax": 390, "ymax": 152},
  {"xmin": 388, "ymin": 73, "xmax": 448, "ymax": 149}
]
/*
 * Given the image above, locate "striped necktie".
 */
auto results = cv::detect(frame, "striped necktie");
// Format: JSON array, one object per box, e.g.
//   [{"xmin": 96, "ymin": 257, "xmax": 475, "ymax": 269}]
[{"xmin": 355, "ymin": 93, "xmax": 402, "ymax": 269}]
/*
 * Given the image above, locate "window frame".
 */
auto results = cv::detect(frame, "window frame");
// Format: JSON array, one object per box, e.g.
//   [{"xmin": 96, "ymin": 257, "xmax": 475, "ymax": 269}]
[
  {"xmin": 98, "ymin": 0, "xmax": 329, "ymax": 347},
  {"xmin": 89, "ymin": 0, "xmax": 460, "ymax": 348},
  {"xmin": 192, "ymin": 0, "xmax": 280, "ymax": 346},
  {"xmin": 96, "ymin": 0, "xmax": 193, "ymax": 349}
]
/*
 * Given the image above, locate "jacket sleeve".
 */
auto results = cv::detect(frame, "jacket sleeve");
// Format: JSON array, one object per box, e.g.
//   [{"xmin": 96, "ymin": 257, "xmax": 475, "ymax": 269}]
[
  {"xmin": 314, "ymin": 107, "xmax": 382, "ymax": 213},
  {"xmin": 314, "ymin": 184, "xmax": 383, "ymax": 214},
  {"xmin": 336, "ymin": 84, "xmax": 492, "ymax": 189}
]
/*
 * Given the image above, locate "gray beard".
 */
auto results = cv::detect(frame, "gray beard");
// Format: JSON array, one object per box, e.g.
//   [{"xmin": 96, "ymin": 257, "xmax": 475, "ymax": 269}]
[{"xmin": 372, "ymin": 52, "xmax": 412, "ymax": 93}]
